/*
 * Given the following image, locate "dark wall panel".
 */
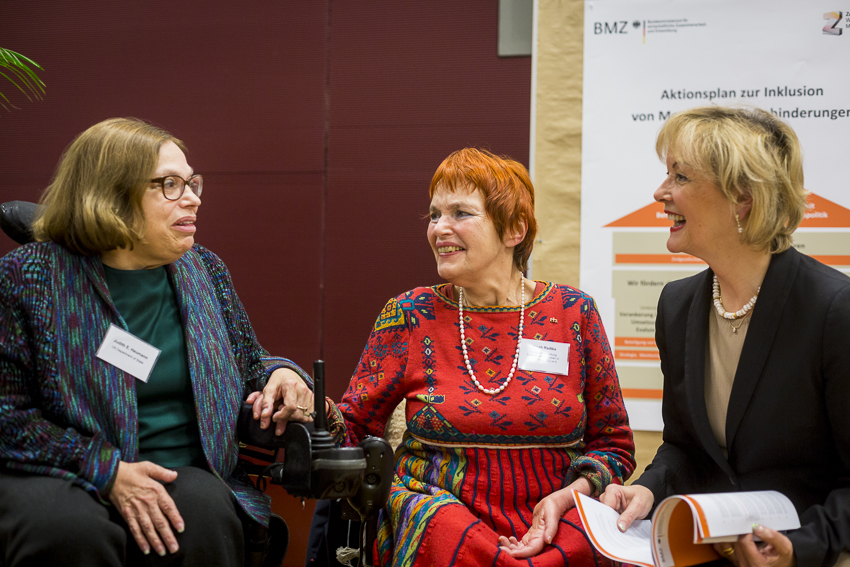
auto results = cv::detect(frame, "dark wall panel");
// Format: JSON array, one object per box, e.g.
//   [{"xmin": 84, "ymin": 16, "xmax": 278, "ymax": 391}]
[
  {"xmin": 323, "ymin": 2, "xmax": 532, "ymax": 397},
  {"xmin": 198, "ymin": 172, "xmax": 323, "ymax": 369},
  {"xmin": 0, "ymin": 1, "xmax": 328, "ymax": 173}
]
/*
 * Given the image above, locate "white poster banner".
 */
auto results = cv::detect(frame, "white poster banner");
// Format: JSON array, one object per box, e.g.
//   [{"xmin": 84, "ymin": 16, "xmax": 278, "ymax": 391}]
[{"xmin": 581, "ymin": 0, "xmax": 850, "ymax": 430}]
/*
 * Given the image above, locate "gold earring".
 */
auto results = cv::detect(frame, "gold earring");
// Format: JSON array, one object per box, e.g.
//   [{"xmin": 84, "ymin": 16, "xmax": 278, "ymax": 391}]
[{"xmin": 735, "ymin": 213, "xmax": 743, "ymax": 234}]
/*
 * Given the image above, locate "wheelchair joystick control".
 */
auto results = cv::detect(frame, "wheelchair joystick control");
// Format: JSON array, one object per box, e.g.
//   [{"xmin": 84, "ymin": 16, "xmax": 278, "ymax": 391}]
[
  {"xmin": 309, "ymin": 360, "xmax": 335, "ymax": 453},
  {"xmin": 305, "ymin": 360, "xmax": 367, "ymax": 499},
  {"xmin": 237, "ymin": 360, "xmax": 392, "ymax": 565}
]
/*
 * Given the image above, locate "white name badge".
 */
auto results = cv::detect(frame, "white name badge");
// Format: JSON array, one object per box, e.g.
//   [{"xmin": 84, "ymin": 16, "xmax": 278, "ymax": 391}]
[
  {"xmin": 518, "ymin": 339, "xmax": 570, "ymax": 375},
  {"xmin": 96, "ymin": 324, "xmax": 161, "ymax": 383}
]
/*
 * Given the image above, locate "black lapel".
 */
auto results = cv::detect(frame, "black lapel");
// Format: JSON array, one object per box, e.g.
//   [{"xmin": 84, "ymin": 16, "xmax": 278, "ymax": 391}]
[
  {"xmin": 725, "ymin": 249, "xmax": 799, "ymax": 451},
  {"xmin": 684, "ymin": 269, "xmax": 735, "ymax": 477}
]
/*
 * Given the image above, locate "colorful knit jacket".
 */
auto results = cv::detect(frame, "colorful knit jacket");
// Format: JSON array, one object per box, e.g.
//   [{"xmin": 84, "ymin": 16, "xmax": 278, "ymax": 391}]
[{"xmin": 0, "ymin": 242, "xmax": 310, "ymax": 525}]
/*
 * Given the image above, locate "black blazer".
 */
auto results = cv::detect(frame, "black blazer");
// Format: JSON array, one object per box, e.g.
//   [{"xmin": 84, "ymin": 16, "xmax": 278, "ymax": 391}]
[{"xmin": 634, "ymin": 248, "xmax": 850, "ymax": 567}]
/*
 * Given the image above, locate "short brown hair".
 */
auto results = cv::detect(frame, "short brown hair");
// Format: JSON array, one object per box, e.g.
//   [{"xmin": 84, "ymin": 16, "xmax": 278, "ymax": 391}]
[
  {"xmin": 656, "ymin": 106, "xmax": 807, "ymax": 254},
  {"xmin": 32, "ymin": 118, "xmax": 186, "ymax": 255},
  {"xmin": 428, "ymin": 148, "xmax": 537, "ymax": 272}
]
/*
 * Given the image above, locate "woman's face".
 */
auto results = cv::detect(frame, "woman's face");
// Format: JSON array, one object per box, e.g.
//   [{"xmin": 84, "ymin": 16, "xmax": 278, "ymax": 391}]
[
  {"xmin": 427, "ymin": 185, "xmax": 516, "ymax": 287},
  {"xmin": 102, "ymin": 141, "xmax": 200, "ymax": 270},
  {"xmin": 654, "ymin": 153, "xmax": 738, "ymax": 261}
]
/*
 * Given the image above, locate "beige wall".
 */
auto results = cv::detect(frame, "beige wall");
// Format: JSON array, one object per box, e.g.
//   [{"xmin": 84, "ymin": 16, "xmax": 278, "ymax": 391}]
[
  {"xmin": 533, "ymin": 0, "xmax": 662, "ymax": 478},
  {"xmin": 533, "ymin": 0, "xmax": 584, "ymax": 288}
]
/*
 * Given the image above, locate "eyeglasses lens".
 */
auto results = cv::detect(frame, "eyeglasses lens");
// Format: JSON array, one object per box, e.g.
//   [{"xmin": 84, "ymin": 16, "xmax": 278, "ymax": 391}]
[
  {"xmin": 162, "ymin": 177, "xmax": 184, "ymax": 200},
  {"xmin": 188, "ymin": 175, "xmax": 203, "ymax": 197}
]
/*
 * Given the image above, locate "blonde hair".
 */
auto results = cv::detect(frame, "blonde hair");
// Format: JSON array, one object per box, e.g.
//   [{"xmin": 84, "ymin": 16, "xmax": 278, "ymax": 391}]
[
  {"xmin": 32, "ymin": 118, "xmax": 186, "ymax": 255},
  {"xmin": 656, "ymin": 106, "xmax": 807, "ymax": 253}
]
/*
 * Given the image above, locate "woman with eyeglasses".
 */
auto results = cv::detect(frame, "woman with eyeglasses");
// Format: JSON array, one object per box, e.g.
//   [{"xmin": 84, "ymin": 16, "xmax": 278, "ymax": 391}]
[{"xmin": 0, "ymin": 118, "xmax": 314, "ymax": 566}]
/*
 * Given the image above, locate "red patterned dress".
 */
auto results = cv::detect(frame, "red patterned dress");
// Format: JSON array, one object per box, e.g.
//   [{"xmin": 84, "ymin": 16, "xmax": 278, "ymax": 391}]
[{"xmin": 329, "ymin": 282, "xmax": 635, "ymax": 567}]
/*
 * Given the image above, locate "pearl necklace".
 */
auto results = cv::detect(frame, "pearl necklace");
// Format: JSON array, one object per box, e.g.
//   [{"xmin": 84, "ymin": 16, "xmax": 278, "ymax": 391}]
[
  {"xmin": 712, "ymin": 275, "xmax": 759, "ymax": 331},
  {"xmin": 458, "ymin": 276, "xmax": 525, "ymax": 396}
]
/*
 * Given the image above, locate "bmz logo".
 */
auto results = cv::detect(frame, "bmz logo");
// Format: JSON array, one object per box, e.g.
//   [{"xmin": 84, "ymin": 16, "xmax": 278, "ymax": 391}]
[
  {"xmin": 823, "ymin": 11, "xmax": 844, "ymax": 35},
  {"xmin": 593, "ymin": 21, "xmax": 629, "ymax": 34}
]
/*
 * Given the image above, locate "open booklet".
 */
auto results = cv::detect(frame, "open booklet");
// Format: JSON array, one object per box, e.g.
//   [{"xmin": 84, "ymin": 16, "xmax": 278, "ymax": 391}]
[{"xmin": 573, "ymin": 490, "xmax": 800, "ymax": 567}]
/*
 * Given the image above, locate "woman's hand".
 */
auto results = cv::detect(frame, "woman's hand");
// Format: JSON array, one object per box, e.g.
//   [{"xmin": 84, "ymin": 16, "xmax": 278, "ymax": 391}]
[
  {"xmin": 599, "ymin": 483, "xmax": 654, "ymax": 531},
  {"xmin": 498, "ymin": 477, "xmax": 592, "ymax": 558},
  {"xmin": 107, "ymin": 461, "xmax": 184, "ymax": 556},
  {"xmin": 713, "ymin": 525, "xmax": 795, "ymax": 567},
  {"xmin": 246, "ymin": 368, "xmax": 314, "ymax": 435}
]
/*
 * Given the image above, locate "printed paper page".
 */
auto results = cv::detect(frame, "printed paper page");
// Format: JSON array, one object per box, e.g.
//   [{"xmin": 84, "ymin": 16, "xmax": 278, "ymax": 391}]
[
  {"xmin": 652, "ymin": 497, "xmax": 720, "ymax": 567},
  {"xmin": 686, "ymin": 491, "xmax": 800, "ymax": 539},
  {"xmin": 574, "ymin": 491, "xmax": 655, "ymax": 567}
]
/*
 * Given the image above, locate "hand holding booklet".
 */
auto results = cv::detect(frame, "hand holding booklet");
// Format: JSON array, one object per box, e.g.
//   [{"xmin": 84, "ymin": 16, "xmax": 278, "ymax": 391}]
[{"xmin": 573, "ymin": 490, "xmax": 800, "ymax": 567}]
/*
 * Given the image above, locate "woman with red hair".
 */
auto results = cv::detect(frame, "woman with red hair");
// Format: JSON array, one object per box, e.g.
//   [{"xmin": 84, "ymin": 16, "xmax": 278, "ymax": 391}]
[{"xmin": 325, "ymin": 148, "xmax": 635, "ymax": 566}]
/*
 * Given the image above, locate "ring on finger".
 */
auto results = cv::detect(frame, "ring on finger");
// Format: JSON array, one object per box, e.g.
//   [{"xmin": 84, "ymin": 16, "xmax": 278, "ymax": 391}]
[
  {"xmin": 721, "ymin": 547, "xmax": 735, "ymax": 557},
  {"xmin": 296, "ymin": 405, "xmax": 310, "ymax": 412}
]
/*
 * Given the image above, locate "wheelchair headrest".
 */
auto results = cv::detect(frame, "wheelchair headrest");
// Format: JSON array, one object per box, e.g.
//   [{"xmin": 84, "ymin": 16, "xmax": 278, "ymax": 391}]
[{"xmin": 0, "ymin": 201, "xmax": 40, "ymax": 245}]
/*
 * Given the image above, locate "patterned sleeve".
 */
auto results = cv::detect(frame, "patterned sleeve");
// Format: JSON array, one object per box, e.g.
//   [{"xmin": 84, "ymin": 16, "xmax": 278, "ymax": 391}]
[
  {"xmin": 567, "ymin": 294, "xmax": 636, "ymax": 495},
  {"xmin": 0, "ymin": 248, "xmax": 121, "ymax": 498},
  {"xmin": 332, "ymin": 295, "xmax": 412, "ymax": 447},
  {"xmin": 195, "ymin": 245, "xmax": 312, "ymax": 391}
]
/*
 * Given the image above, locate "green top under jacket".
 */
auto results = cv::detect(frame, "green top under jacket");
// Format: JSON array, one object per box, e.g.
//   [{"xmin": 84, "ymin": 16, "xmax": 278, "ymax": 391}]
[
  {"xmin": 103, "ymin": 264, "xmax": 205, "ymax": 469},
  {"xmin": 0, "ymin": 242, "xmax": 313, "ymax": 525}
]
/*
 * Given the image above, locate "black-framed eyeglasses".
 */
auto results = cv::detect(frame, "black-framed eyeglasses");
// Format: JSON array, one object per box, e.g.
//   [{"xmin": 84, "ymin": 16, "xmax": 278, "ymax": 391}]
[{"xmin": 150, "ymin": 174, "xmax": 203, "ymax": 201}]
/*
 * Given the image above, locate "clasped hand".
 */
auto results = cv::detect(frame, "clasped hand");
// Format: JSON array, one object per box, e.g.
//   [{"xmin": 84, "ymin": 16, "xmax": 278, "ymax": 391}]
[
  {"xmin": 712, "ymin": 526, "xmax": 796, "ymax": 567},
  {"xmin": 497, "ymin": 477, "xmax": 593, "ymax": 558},
  {"xmin": 245, "ymin": 367, "xmax": 315, "ymax": 435}
]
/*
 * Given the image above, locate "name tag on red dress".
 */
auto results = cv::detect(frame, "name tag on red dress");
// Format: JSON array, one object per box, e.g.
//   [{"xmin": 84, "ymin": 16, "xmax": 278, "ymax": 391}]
[{"xmin": 518, "ymin": 339, "xmax": 570, "ymax": 375}]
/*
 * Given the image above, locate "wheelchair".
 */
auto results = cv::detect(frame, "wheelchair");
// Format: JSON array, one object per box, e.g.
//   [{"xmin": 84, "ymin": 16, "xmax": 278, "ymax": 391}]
[{"xmin": 0, "ymin": 201, "xmax": 394, "ymax": 567}]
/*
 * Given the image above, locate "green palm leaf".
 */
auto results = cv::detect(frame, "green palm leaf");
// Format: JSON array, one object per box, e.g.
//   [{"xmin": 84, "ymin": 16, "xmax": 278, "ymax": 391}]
[{"xmin": 0, "ymin": 48, "xmax": 45, "ymax": 112}]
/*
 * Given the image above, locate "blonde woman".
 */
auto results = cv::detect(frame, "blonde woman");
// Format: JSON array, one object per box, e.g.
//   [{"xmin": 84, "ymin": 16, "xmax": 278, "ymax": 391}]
[{"xmin": 601, "ymin": 107, "xmax": 850, "ymax": 567}]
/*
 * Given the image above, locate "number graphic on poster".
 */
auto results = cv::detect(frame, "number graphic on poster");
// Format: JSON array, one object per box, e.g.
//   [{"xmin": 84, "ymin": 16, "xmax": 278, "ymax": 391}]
[{"xmin": 823, "ymin": 11, "xmax": 842, "ymax": 35}]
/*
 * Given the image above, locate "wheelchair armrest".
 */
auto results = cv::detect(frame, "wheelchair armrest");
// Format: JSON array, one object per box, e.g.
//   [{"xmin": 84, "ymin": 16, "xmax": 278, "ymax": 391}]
[
  {"xmin": 237, "ymin": 400, "xmax": 308, "ymax": 449},
  {"xmin": 237, "ymin": 401, "xmax": 367, "ymax": 500},
  {"xmin": 239, "ymin": 385, "xmax": 394, "ymax": 567},
  {"xmin": 0, "ymin": 201, "xmax": 40, "ymax": 245},
  {"xmin": 347, "ymin": 436, "xmax": 393, "ymax": 521}
]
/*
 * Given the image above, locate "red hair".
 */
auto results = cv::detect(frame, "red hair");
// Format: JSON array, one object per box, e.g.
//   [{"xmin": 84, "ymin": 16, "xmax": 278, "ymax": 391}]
[{"xmin": 429, "ymin": 148, "xmax": 537, "ymax": 272}]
